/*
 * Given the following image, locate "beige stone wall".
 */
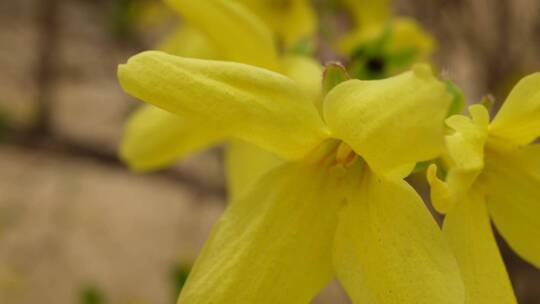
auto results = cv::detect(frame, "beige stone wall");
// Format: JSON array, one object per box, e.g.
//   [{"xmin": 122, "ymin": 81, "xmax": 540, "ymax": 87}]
[{"xmin": 0, "ymin": 0, "xmax": 539, "ymax": 303}]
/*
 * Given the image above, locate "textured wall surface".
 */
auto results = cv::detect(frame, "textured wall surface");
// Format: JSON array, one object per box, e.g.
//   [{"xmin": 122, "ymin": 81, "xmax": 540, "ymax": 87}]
[{"xmin": 0, "ymin": 0, "xmax": 539, "ymax": 303}]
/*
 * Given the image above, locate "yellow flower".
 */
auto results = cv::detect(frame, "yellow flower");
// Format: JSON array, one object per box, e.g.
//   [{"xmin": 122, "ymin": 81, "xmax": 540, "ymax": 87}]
[
  {"xmin": 237, "ymin": 0, "xmax": 317, "ymax": 48},
  {"xmin": 427, "ymin": 73, "xmax": 540, "ymax": 303},
  {"xmin": 343, "ymin": 0, "xmax": 391, "ymax": 28},
  {"xmin": 121, "ymin": 0, "xmax": 319, "ymax": 200},
  {"xmin": 118, "ymin": 47, "xmax": 464, "ymax": 302},
  {"xmin": 339, "ymin": 0, "xmax": 435, "ymax": 79},
  {"xmin": 159, "ymin": 0, "xmax": 316, "ymax": 57},
  {"xmin": 161, "ymin": 0, "xmax": 280, "ymax": 70}
]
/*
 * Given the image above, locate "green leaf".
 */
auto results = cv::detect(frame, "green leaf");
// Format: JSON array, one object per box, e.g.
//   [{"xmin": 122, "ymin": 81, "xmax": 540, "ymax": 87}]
[
  {"xmin": 323, "ymin": 62, "xmax": 351, "ymax": 95},
  {"xmin": 385, "ymin": 48, "xmax": 418, "ymax": 70},
  {"xmin": 347, "ymin": 23, "xmax": 394, "ymax": 80},
  {"xmin": 412, "ymin": 160, "xmax": 432, "ymax": 173},
  {"xmin": 109, "ymin": 0, "xmax": 138, "ymax": 39},
  {"xmin": 445, "ymin": 80, "xmax": 465, "ymax": 117},
  {"xmin": 171, "ymin": 263, "xmax": 191, "ymax": 301},
  {"xmin": 79, "ymin": 285, "xmax": 106, "ymax": 304}
]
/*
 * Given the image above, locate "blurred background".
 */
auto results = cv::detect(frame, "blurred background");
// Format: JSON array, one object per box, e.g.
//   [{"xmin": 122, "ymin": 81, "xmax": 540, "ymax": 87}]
[{"xmin": 0, "ymin": 0, "xmax": 539, "ymax": 303}]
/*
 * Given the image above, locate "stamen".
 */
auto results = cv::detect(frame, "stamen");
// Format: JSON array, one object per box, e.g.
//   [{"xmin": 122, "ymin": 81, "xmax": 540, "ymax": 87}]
[{"xmin": 335, "ymin": 142, "xmax": 357, "ymax": 166}]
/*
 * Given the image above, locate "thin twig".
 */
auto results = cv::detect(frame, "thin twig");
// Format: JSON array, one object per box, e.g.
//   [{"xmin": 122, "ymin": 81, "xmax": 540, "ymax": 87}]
[
  {"xmin": 35, "ymin": 0, "xmax": 59, "ymax": 134},
  {"xmin": 3, "ymin": 129, "xmax": 227, "ymax": 199}
]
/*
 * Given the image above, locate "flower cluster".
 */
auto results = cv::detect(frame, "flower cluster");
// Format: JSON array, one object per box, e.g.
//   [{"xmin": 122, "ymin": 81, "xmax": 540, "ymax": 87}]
[{"xmin": 117, "ymin": 0, "xmax": 539, "ymax": 303}]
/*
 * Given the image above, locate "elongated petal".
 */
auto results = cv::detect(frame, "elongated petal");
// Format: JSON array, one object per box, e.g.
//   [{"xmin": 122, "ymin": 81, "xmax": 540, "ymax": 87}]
[
  {"xmin": 482, "ymin": 144, "xmax": 540, "ymax": 268},
  {"xmin": 158, "ymin": 26, "xmax": 219, "ymax": 60},
  {"xmin": 165, "ymin": 0, "xmax": 279, "ymax": 70},
  {"xmin": 333, "ymin": 169, "xmax": 464, "ymax": 304},
  {"xmin": 386, "ymin": 18, "xmax": 436, "ymax": 58},
  {"xmin": 120, "ymin": 106, "xmax": 225, "ymax": 171},
  {"xmin": 281, "ymin": 55, "xmax": 323, "ymax": 109},
  {"xmin": 443, "ymin": 189, "xmax": 517, "ymax": 304},
  {"xmin": 239, "ymin": 0, "xmax": 316, "ymax": 47},
  {"xmin": 225, "ymin": 139, "xmax": 282, "ymax": 201},
  {"xmin": 490, "ymin": 73, "xmax": 540, "ymax": 144},
  {"xmin": 118, "ymin": 51, "xmax": 328, "ymax": 160},
  {"xmin": 278, "ymin": 0, "xmax": 317, "ymax": 46},
  {"xmin": 324, "ymin": 65, "xmax": 451, "ymax": 176},
  {"xmin": 178, "ymin": 163, "xmax": 345, "ymax": 303}
]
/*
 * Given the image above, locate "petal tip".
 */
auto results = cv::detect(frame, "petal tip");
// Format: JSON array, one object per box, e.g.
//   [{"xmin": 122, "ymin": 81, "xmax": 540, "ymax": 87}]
[
  {"xmin": 468, "ymin": 104, "xmax": 490, "ymax": 128},
  {"xmin": 426, "ymin": 164, "xmax": 452, "ymax": 214}
]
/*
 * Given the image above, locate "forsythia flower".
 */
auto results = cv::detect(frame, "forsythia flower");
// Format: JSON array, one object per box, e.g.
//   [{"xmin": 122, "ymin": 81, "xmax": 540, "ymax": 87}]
[
  {"xmin": 428, "ymin": 73, "xmax": 540, "ymax": 303},
  {"xmin": 160, "ymin": 0, "xmax": 315, "ymax": 57},
  {"xmin": 237, "ymin": 0, "xmax": 316, "ymax": 48},
  {"xmin": 118, "ymin": 47, "xmax": 465, "ymax": 302},
  {"xmin": 340, "ymin": 0, "xmax": 435, "ymax": 79},
  {"xmin": 121, "ymin": 0, "xmax": 319, "ymax": 199}
]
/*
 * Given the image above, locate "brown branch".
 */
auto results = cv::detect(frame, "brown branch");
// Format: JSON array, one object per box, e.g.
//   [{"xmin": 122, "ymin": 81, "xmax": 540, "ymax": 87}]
[
  {"xmin": 21, "ymin": 1, "xmax": 226, "ymax": 200},
  {"xmin": 3, "ymin": 129, "xmax": 227, "ymax": 199},
  {"xmin": 35, "ymin": 0, "xmax": 60, "ymax": 134}
]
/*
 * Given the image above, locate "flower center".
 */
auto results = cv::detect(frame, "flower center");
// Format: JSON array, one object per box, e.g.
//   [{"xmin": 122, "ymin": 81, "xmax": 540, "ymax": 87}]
[
  {"xmin": 335, "ymin": 142, "xmax": 357, "ymax": 166},
  {"xmin": 306, "ymin": 140, "xmax": 361, "ymax": 169}
]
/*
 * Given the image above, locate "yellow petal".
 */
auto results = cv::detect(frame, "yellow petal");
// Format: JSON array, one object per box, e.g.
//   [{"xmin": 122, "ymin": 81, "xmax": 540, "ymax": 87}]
[
  {"xmin": 157, "ymin": 26, "xmax": 219, "ymax": 60},
  {"xmin": 336, "ymin": 25, "xmax": 382, "ymax": 56},
  {"xmin": 482, "ymin": 144, "xmax": 540, "ymax": 268},
  {"xmin": 178, "ymin": 163, "xmax": 345, "ymax": 303},
  {"xmin": 333, "ymin": 168, "xmax": 464, "ymax": 303},
  {"xmin": 443, "ymin": 189, "xmax": 517, "ymax": 304},
  {"xmin": 165, "ymin": 0, "xmax": 279, "ymax": 70},
  {"xmin": 386, "ymin": 18, "xmax": 436, "ymax": 59},
  {"xmin": 490, "ymin": 73, "xmax": 540, "ymax": 144},
  {"xmin": 278, "ymin": 0, "xmax": 317, "ymax": 47},
  {"xmin": 343, "ymin": 0, "xmax": 390, "ymax": 28},
  {"xmin": 239, "ymin": 0, "xmax": 316, "ymax": 47},
  {"xmin": 225, "ymin": 139, "xmax": 282, "ymax": 201},
  {"xmin": 427, "ymin": 105, "xmax": 490, "ymax": 213},
  {"xmin": 323, "ymin": 65, "xmax": 451, "ymax": 176},
  {"xmin": 445, "ymin": 105, "xmax": 489, "ymax": 171},
  {"xmin": 427, "ymin": 164, "xmax": 479, "ymax": 214},
  {"xmin": 119, "ymin": 106, "xmax": 225, "ymax": 171},
  {"xmin": 426, "ymin": 164, "xmax": 453, "ymax": 213},
  {"xmin": 118, "ymin": 51, "xmax": 329, "ymax": 160},
  {"xmin": 280, "ymin": 55, "xmax": 323, "ymax": 110}
]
